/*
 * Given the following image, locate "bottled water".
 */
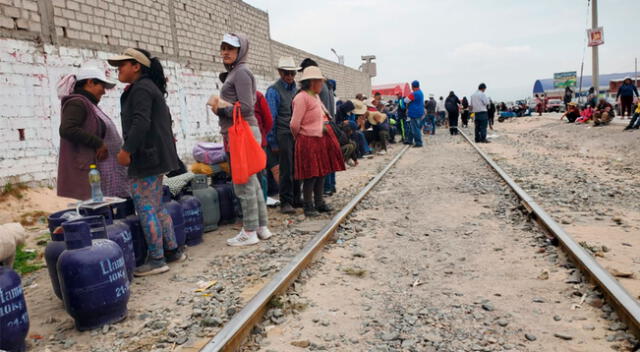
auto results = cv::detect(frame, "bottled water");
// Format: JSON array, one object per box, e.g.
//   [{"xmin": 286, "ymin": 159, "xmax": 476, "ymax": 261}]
[{"xmin": 89, "ymin": 164, "xmax": 103, "ymax": 203}]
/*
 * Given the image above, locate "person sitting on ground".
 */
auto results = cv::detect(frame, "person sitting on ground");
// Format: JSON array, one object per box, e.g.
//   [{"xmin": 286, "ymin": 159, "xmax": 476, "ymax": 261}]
[
  {"xmin": 339, "ymin": 124, "xmax": 359, "ymax": 166},
  {"xmin": 561, "ymin": 102, "xmax": 580, "ymax": 123},
  {"xmin": 575, "ymin": 105, "xmax": 594, "ymax": 124},
  {"xmin": 593, "ymin": 98, "xmax": 614, "ymax": 126},
  {"xmin": 364, "ymin": 110, "xmax": 389, "ymax": 155},
  {"xmin": 623, "ymin": 103, "xmax": 640, "ymax": 131},
  {"xmin": 346, "ymin": 99, "xmax": 373, "ymax": 158}
]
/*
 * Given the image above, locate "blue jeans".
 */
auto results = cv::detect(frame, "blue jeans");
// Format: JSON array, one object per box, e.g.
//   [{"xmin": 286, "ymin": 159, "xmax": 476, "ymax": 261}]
[
  {"xmin": 424, "ymin": 114, "xmax": 436, "ymax": 135},
  {"xmin": 474, "ymin": 111, "xmax": 489, "ymax": 142},
  {"xmin": 400, "ymin": 119, "xmax": 413, "ymax": 143},
  {"xmin": 352, "ymin": 131, "xmax": 371, "ymax": 156},
  {"xmin": 409, "ymin": 118, "xmax": 423, "ymax": 146},
  {"xmin": 324, "ymin": 172, "xmax": 336, "ymax": 193}
]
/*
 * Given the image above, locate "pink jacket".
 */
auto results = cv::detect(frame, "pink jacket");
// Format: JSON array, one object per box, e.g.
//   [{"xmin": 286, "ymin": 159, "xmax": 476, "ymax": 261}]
[{"xmin": 290, "ymin": 91, "xmax": 325, "ymax": 138}]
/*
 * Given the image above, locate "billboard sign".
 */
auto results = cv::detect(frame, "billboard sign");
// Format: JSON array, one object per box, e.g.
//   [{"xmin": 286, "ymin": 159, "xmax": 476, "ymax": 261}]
[
  {"xmin": 587, "ymin": 27, "xmax": 604, "ymax": 47},
  {"xmin": 553, "ymin": 71, "xmax": 577, "ymax": 88}
]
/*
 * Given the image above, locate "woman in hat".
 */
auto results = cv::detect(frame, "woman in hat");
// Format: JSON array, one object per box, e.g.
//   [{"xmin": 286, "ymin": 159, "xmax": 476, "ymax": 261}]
[
  {"xmin": 57, "ymin": 66, "xmax": 129, "ymax": 201},
  {"xmin": 108, "ymin": 48, "xmax": 183, "ymax": 276},
  {"xmin": 290, "ymin": 66, "xmax": 345, "ymax": 217},
  {"xmin": 208, "ymin": 33, "xmax": 272, "ymax": 247}
]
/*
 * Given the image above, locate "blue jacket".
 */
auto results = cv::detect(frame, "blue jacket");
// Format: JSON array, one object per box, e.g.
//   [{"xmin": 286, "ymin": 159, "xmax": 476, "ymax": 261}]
[
  {"xmin": 265, "ymin": 80, "xmax": 297, "ymax": 148},
  {"xmin": 617, "ymin": 83, "xmax": 639, "ymax": 99},
  {"xmin": 407, "ymin": 89, "xmax": 425, "ymax": 118}
]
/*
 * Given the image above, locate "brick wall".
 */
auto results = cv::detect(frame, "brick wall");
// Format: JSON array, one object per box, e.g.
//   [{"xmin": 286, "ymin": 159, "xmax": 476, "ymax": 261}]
[{"xmin": 0, "ymin": 0, "xmax": 371, "ymax": 185}]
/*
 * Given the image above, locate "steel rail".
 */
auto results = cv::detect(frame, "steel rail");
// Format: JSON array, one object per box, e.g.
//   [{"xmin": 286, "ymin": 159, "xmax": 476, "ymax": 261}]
[
  {"xmin": 459, "ymin": 130, "xmax": 640, "ymax": 336},
  {"xmin": 201, "ymin": 145, "xmax": 411, "ymax": 352}
]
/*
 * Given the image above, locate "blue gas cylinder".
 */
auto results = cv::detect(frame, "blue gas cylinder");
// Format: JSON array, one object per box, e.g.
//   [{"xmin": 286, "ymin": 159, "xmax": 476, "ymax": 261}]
[
  {"xmin": 179, "ymin": 196, "xmax": 204, "ymax": 246},
  {"xmin": 72, "ymin": 215, "xmax": 135, "ymax": 281},
  {"xmin": 47, "ymin": 209, "xmax": 80, "ymax": 234},
  {"xmin": 162, "ymin": 187, "xmax": 185, "ymax": 247},
  {"xmin": 106, "ymin": 221, "xmax": 135, "ymax": 282},
  {"xmin": 81, "ymin": 206, "xmax": 114, "ymax": 225},
  {"xmin": 123, "ymin": 216, "xmax": 146, "ymax": 267},
  {"xmin": 0, "ymin": 266, "xmax": 29, "ymax": 352},
  {"xmin": 44, "ymin": 229, "xmax": 66, "ymax": 300},
  {"xmin": 58, "ymin": 219, "xmax": 129, "ymax": 331}
]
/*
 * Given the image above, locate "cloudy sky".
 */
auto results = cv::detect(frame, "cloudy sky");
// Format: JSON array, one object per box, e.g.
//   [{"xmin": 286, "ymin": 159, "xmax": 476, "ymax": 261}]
[{"xmin": 245, "ymin": 0, "xmax": 639, "ymax": 101}]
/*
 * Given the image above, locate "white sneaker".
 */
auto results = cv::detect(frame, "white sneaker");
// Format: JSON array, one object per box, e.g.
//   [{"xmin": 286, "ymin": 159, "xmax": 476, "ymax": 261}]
[
  {"xmin": 377, "ymin": 150, "xmax": 387, "ymax": 155},
  {"xmin": 266, "ymin": 197, "xmax": 280, "ymax": 207},
  {"xmin": 226, "ymin": 229, "xmax": 259, "ymax": 247},
  {"xmin": 257, "ymin": 226, "xmax": 273, "ymax": 240}
]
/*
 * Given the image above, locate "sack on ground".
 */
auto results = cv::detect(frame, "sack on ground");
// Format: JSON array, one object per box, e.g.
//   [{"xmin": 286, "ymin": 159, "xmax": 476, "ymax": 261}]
[
  {"xmin": 191, "ymin": 162, "xmax": 213, "ymax": 175},
  {"xmin": 193, "ymin": 142, "xmax": 226, "ymax": 165}
]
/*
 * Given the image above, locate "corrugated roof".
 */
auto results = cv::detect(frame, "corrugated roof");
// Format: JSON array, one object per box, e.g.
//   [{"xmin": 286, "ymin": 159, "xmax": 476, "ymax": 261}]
[{"xmin": 533, "ymin": 72, "xmax": 637, "ymax": 93}]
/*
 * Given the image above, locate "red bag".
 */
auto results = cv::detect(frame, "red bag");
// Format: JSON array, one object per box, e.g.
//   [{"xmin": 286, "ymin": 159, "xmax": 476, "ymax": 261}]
[{"xmin": 228, "ymin": 102, "xmax": 266, "ymax": 184}]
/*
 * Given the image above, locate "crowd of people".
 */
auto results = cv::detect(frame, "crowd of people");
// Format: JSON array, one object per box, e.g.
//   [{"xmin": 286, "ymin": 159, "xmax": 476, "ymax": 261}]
[
  {"xmin": 559, "ymin": 77, "xmax": 640, "ymax": 130},
  {"xmin": 65, "ymin": 31, "xmax": 640, "ymax": 278},
  {"xmin": 55, "ymin": 33, "xmax": 424, "ymax": 277}
]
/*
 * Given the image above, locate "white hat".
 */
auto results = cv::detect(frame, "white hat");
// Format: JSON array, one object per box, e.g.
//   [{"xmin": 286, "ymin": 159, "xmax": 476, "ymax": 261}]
[
  {"xmin": 298, "ymin": 66, "xmax": 325, "ymax": 81},
  {"xmin": 76, "ymin": 66, "xmax": 116, "ymax": 88},
  {"xmin": 222, "ymin": 33, "xmax": 241, "ymax": 48},
  {"xmin": 365, "ymin": 98, "xmax": 376, "ymax": 108},
  {"xmin": 277, "ymin": 56, "xmax": 300, "ymax": 71}
]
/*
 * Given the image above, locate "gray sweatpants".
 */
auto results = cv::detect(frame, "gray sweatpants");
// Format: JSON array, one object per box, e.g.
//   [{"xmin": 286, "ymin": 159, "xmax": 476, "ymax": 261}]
[{"xmin": 233, "ymin": 126, "xmax": 268, "ymax": 231}]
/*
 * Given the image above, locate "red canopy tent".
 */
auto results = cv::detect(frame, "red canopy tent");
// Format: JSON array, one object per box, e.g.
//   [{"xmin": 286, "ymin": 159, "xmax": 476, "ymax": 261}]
[{"xmin": 372, "ymin": 82, "xmax": 411, "ymax": 97}]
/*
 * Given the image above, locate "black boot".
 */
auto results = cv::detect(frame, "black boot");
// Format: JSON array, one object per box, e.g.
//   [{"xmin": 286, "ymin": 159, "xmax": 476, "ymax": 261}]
[
  {"xmin": 304, "ymin": 203, "xmax": 319, "ymax": 217},
  {"xmin": 316, "ymin": 201, "xmax": 333, "ymax": 213}
]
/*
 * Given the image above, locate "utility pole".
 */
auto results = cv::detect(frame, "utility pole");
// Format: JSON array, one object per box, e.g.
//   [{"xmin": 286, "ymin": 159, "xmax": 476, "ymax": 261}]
[
  {"xmin": 635, "ymin": 57, "xmax": 638, "ymax": 88},
  {"xmin": 591, "ymin": 0, "xmax": 599, "ymax": 96}
]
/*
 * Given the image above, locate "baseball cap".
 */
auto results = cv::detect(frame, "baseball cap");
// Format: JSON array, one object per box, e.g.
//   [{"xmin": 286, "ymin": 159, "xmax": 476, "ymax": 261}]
[
  {"xmin": 222, "ymin": 33, "xmax": 241, "ymax": 48},
  {"xmin": 76, "ymin": 66, "xmax": 116, "ymax": 88},
  {"xmin": 107, "ymin": 48, "xmax": 151, "ymax": 68},
  {"xmin": 411, "ymin": 80, "xmax": 420, "ymax": 88}
]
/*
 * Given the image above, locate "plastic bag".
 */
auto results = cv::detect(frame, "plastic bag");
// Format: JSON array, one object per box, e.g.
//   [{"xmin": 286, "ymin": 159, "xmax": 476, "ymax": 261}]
[{"xmin": 228, "ymin": 102, "xmax": 266, "ymax": 185}]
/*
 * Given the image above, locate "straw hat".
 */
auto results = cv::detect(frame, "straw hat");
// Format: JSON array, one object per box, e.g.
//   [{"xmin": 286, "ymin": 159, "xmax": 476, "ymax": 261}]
[
  {"xmin": 350, "ymin": 99, "xmax": 367, "ymax": 115},
  {"xmin": 277, "ymin": 56, "xmax": 300, "ymax": 71},
  {"xmin": 298, "ymin": 66, "xmax": 324, "ymax": 81}
]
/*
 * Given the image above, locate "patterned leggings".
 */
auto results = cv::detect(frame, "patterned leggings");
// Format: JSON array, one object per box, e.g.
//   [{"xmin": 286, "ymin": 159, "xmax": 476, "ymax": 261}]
[{"xmin": 130, "ymin": 175, "xmax": 177, "ymax": 260}]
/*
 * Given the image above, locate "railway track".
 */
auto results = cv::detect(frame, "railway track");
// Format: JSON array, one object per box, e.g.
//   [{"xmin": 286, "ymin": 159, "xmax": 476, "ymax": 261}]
[
  {"xmin": 457, "ymin": 130, "xmax": 640, "ymax": 338},
  {"xmin": 200, "ymin": 131, "xmax": 640, "ymax": 351}
]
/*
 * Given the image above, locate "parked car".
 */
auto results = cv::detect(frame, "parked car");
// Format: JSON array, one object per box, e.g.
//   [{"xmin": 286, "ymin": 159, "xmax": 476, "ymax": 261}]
[{"xmin": 546, "ymin": 99, "xmax": 565, "ymax": 113}]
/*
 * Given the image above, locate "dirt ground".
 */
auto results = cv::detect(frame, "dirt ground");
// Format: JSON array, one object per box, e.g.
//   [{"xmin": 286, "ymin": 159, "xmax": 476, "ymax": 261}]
[
  {"xmin": 7, "ymin": 144, "xmax": 400, "ymax": 352},
  {"xmin": 251, "ymin": 133, "xmax": 632, "ymax": 352},
  {"xmin": 481, "ymin": 114, "xmax": 640, "ymax": 300}
]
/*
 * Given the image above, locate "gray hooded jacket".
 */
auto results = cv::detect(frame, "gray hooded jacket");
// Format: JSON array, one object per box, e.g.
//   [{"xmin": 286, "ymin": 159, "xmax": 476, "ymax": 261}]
[{"xmin": 217, "ymin": 33, "xmax": 257, "ymax": 135}]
